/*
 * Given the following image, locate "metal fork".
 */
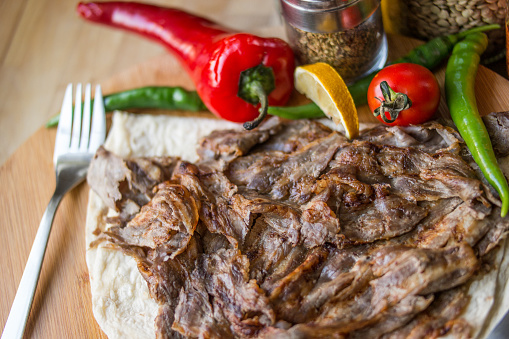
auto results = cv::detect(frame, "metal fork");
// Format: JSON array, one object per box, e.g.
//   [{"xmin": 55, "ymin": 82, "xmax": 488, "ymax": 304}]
[{"xmin": 1, "ymin": 84, "xmax": 106, "ymax": 339}]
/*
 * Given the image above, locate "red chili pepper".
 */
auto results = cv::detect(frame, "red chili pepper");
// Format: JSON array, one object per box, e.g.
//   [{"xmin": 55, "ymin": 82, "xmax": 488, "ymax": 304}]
[{"xmin": 77, "ymin": 2, "xmax": 295, "ymax": 129}]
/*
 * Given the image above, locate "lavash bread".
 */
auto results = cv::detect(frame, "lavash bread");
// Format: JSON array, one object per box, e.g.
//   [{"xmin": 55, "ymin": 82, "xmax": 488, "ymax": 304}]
[{"xmin": 85, "ymin": 111, "xmax": 509, "ymax": 338}]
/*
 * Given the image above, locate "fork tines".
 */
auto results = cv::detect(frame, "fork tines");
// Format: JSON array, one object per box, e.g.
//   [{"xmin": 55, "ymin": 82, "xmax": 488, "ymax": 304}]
[{"xmin": 53, "ymin": 83, "xmax": 105, "ymax": 164}]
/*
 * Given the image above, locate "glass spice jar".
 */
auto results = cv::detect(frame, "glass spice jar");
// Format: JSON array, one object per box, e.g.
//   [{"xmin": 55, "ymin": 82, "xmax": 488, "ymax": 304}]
[{"xmin": 279, "ymin": 0, "xmax": 388, "ymax": 84}]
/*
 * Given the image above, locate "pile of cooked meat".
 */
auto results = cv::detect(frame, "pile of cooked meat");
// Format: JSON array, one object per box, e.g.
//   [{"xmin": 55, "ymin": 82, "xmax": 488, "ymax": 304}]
[{"xmin": 88, "ymin": 113, "xmax": 509, "ymax": 338}]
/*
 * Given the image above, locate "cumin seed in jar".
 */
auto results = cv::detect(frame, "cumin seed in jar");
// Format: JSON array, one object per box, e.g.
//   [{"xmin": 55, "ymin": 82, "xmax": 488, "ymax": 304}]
[{"xmin": 280, "ymin": 0, "xmax": 387, "ymax": 85}]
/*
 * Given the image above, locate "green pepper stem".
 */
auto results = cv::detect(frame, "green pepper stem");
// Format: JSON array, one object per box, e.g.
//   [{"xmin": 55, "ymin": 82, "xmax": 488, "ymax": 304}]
[{"xmin": 456, "ymin": 24, "xmax": 501, "ymax": 39}]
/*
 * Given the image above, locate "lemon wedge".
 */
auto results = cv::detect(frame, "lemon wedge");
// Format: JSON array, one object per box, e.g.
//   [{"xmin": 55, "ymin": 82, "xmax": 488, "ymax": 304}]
[{"xmin": 294, "ymin": 62, "xmax": 359, "ymax": 139}]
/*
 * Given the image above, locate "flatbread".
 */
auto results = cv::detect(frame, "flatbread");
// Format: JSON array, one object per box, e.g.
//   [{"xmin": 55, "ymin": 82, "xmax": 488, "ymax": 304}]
[{"xmin": 85, "ymin": 111, "xmax": 509, "ymax": 338}]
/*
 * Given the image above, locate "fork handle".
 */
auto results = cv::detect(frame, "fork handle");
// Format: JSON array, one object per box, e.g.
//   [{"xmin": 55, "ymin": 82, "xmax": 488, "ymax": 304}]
[{"xmin": 1, "ymin": 191, "xmax": 64, "ymax": 339}]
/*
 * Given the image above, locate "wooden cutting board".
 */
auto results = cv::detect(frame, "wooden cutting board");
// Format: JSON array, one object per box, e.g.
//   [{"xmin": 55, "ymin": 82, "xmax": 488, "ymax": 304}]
[{"xmin": 1, "ymin": 34, "xmax": 509, "ymax": 338}]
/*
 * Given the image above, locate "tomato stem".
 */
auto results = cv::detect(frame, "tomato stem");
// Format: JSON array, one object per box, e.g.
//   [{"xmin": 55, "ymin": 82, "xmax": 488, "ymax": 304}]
[{"xmin": 373, "ymin": 81, "xmax": 412, "ymax": 124}]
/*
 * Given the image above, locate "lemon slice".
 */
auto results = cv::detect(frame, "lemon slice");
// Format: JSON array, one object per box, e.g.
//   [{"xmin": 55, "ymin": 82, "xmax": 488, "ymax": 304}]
[{"xmin": 294, "ymin": 62, "xmax": 359, "ymax": 139}]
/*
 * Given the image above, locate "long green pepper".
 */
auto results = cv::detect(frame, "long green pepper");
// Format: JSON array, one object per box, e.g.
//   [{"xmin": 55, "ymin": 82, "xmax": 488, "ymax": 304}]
[
  {"xmin": 445, "ymin": 32, "xmax": 509, "ymax": 217},
  {"xmin": 46, "ymin": 86, "xmax": 207, "ymax": 127}
]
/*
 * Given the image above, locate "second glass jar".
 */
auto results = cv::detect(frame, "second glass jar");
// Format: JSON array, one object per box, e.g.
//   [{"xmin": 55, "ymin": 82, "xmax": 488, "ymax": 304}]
[{"xmin": 280, "ymin": 0, "xmax": 387, "ymax": 84}]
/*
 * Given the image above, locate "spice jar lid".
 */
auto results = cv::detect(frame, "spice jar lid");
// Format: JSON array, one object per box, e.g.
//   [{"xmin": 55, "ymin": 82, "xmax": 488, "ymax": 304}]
[{"xmin": 280, "ymin": 0, "xmax": 380, "ymax": 33}]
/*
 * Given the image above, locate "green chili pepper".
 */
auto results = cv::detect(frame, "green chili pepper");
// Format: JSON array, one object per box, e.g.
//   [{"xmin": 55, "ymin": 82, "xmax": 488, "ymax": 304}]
[
  {"xmin": 267, "ymin": 24, "xmax": 500, "ymax": 119},
  {"xmin": 46, "ymin": 86, "xmax": 207, "ymax": 128},
  {"xmin": 267, "ymin": 103, "xmax": 324, "ymax": 120},
  {"xmin": 103, "ymin": 86, "xmax": 207, "ymax": 112},
  {"xmin": 445, "ymin": 32, "xmax": 509, "ymax": 217}
]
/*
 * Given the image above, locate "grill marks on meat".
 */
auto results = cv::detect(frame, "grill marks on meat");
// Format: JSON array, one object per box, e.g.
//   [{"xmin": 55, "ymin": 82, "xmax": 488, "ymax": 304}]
[
  {"xmin": 275, "ymin": 245, "xmax": 477, "ymax": 337},
  {"xmin": 383, "ymin": 288, "xmax": 472, "ymax": 339},
  {"xmin": 87, "ymin": 116, "xmax": 509, "ymax": 338},
  {"xmin": 174, "ymin": 249, "xmax": 275, "ymax": 338},
  {"xmin": 105, "ymin": 181, "xmax": 199, "ymax": 258},
  {"xmin": 194, "ymin": 249, "xmax": 276, "ymax": 336},
  {"xmin": 226, "ymin": 132, "xmax": 346, "ymax": 203},
  {"xmin": 359, "ymin": 121, "xmax": 463, "ymax": 154}
]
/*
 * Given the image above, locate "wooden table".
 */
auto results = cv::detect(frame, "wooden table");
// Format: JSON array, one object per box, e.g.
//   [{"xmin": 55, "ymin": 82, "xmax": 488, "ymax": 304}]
[{"xmin": 1, "ymin": 1, "xmax": 509, "ymax": 338}]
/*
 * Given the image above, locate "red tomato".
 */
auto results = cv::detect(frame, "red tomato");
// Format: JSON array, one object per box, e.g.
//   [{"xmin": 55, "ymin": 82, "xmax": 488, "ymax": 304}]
[{"xmin": 367, "ymin": 63, "xmax": 440, "ymax": 126}]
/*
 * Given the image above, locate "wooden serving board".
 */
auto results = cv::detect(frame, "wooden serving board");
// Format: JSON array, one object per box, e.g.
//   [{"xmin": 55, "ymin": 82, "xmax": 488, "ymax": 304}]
[{"xmin": 1, "ymin": 34, "xmax": 509, "ymax": 338}]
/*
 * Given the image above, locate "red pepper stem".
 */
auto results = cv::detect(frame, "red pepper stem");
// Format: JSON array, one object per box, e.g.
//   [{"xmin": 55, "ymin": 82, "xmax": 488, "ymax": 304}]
[
  {"xmin": 373, "ymin": 81, "xmax": 412, "ymax": 124},
  {"xmin": 238, "ymin": 64, "xmax": 275, "ymax": 130},
  {"xmin": 243, "ymin": 83, "xmax": 269, "ymax": 130}
]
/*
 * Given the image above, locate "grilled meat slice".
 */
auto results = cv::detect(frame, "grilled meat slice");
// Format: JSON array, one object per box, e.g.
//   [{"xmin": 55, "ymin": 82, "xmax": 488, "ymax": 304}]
[
  {"xmin": 197, "ymin": 116, "xmax": 282, "ymax": 163},
  {"xmin": 193, "ymin": 249, "xmax": 275, "ymax": 337},
  {"xmin": 350, "ymin": 294, "xmax": 435, "ymax": 339},
  {"xmin": 120, "ymin": 236, "xmax": 201, "ymax": 339},
  {"xmin": 242, "ymin": 219, "xmax": 294, "ymax": 282},
  {"xmin": 88, "ymin": 113, "xmax": 509, "ymax": 339},
  {"xmin": 87, "ymin": 146, "xmax": 178, "ymax": 220},
  {"xmin": 105, "ymin": 181, "xmax": 199, "ymax": 258},
  {"xmin": 195, "ymin": 170, "xmax": 252, "ymax": 247},
  {"xmin": 337, "ymin": 183, "xmax": 427, "ymax": 243},
  {"xmin": 359, "ymin": 121, "xmax": 463, "ymax": 154},
  {"xmin": 226, "ymin": 132, "xmax": 345, "ymax": 203},
  {"xmin": 251, "ymin": 118, "xmax": 336, "ymax": 153},
  {"xmin": 279, "ymin": 245, "xmax": 476, "ymax": 337},
  {"xmin": 173, "ymin": 274, "xmax": 234, "ymax": 338},
  {"xmin": 383, "ymin": 288, "xmax": 471, "ymax": 339}
]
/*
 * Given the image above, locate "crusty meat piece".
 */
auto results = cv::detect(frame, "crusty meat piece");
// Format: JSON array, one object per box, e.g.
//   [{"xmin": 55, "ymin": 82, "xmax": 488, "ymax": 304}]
[
  {"xmin": 196, "ymin": 170, "xmax": 252, "ymax": 247},
  {"xmin": 288, "ymin": 247, "xmax": 372, "ymax": 325},
  {"xmin": 359, "ymin": 121, "xmax": 463, "ymax": 154},
  {"xmin": 234, "ymin": 194, "xmax": 340, "ymax": 248},
  {"xmin": 118, "ymin": 236, "xmax": 201, "ymax": 339},
  {"xmin": 319, "ymin": 139, "xmax": 484, "ymax": 244},
  {"xmin": 259, "ymin": 244, "xmax": 309, "ymax": 292},
  {"xmin": 330, "ymin": 141, "xmax": 484, "ymax": 205},
  {"xmin": 409, "ymin": 202, "xmax": 491, "ymax": 250},
  {"xmin": 383, "ymin": 288, "xmax": 471, "ymax": 339},
  {"xmin": 173, "ymin": 272, "xmax": 234, "ymax": 338},
  {"xmin": 475, "ymin": 205, "xmax": 509, "ymax": 256},
  {"xmin": 192, "ymin": 249, "xmax": 275, "ymax": 337},
  {"xmin": 197, "ymin": 117, "xmax": 336, "ymax": 163},
  {"xmin": 483, "ymin": 111, "xmax": 509, "ymax": 156},
  {"xmin": 350, "ymin": 294, "xmax": 435, "ymax": 339},
  {"xmin": 226, "ymin": 132, "xmax": 345, "ymax": 203},
  {"xmin": 281, "ymin": 245, "xmax": 476, "ymax": 336},
  {"xmin": 105, "ymin": 181, "xmax": 199, "ymax": 258},
  {"xmin": 251, "ymin": 118, "xmax": 336, "ymax": 153},
  {"xmin": 267, "ymin": 246, "xmax": 330, "ymax": 323},
  {"xmin": 337, "ymin": 183, "xmax": 427, "ymax": 243},
  {"xmin": 197, "ymin": 116, "xmax": 282, "ymax": 163},
  {"xmin": 377, "ymin": 147, "xmax": 484, "ymax": 204},
  {"xmin": 87, "ymin": 146, "xmax": 178, "ymax": 220},
  {"xmin": 241, "ymin": 219, "xmax": 294, "ymax": 282},
  {"xmin": 369, "ymin": 244, "xmax": 477, "ymax": 302}
]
